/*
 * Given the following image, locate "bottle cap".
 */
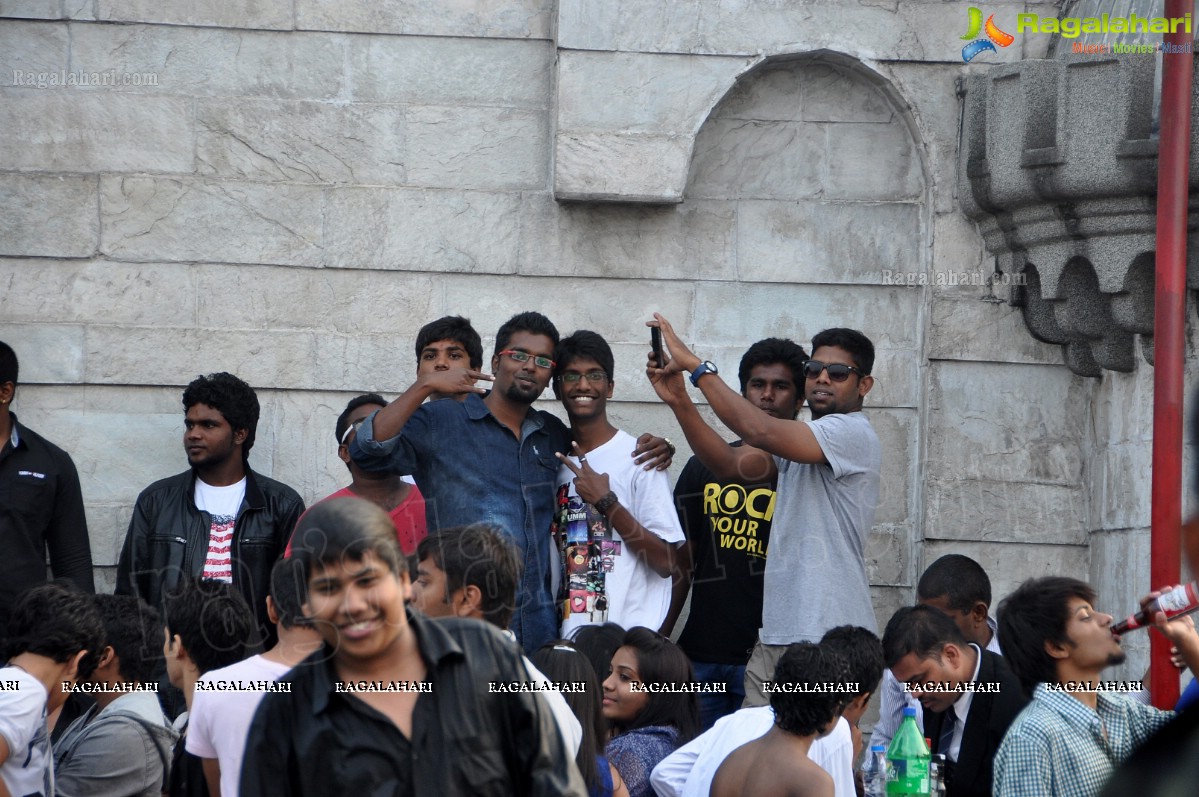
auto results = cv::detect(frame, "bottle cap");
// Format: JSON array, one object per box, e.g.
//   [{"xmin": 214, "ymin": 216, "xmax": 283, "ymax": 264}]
[
  {"xmin": 871, "ymin": 745, "xmax": 885, "ymax": 752},
  {"xmin": 903, "ymin": 706, "xmax": 918, "ymax": 717}
]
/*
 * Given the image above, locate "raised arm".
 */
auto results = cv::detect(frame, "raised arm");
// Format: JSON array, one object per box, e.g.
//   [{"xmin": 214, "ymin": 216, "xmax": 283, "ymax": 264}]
[
  {"xmin": 644, "ymin": 335, "xmax": 776, "ymax": 483},
  {"xmin": 369, "ymin": 367, "xmax": 492, "ymax": 440},
  {"xmin": 651, "ymin": 314, "xmax": 828, "ymax": 465}
]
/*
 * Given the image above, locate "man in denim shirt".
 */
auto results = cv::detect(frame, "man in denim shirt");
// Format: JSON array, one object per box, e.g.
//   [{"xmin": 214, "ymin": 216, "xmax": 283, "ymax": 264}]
[{"xmin": 353, "ymin": 312, "xmax": 670, "ymax": 652}]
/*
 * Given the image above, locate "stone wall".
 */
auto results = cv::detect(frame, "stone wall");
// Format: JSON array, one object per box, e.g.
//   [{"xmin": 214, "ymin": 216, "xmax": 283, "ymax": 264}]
[{"xmin": 4, "ymin": 0, "xmax": 1176, "ymax": 691}]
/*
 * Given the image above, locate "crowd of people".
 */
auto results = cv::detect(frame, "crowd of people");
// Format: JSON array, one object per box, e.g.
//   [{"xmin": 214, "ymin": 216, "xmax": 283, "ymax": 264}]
[{"xmin": 0, "ymin": 308, "xmax": 1197, "ymax": 797}]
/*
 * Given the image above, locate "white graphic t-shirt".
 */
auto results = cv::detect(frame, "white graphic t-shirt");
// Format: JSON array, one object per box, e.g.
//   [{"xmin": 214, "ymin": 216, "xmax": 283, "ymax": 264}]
[
  {"xmin": 554, "ymin": 430, "xmax": 685, "ymax": 637},
  {"xmin": 195, "ymin": 477, "xmax": 246, "ymax": 583}
]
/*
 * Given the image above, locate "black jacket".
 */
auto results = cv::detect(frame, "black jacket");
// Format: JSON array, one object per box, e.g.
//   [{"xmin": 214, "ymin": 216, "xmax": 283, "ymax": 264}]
[
  {"xmin": 115, "ymin": 468, "xmax": 304, "ymax": 641},
  {"xmin": 923, "ymin": 649, "xmax": 1029, "ymax": 797},
  {"xmin": 240, "ymin": 611, "xmax": 588, "ymax": 797}
]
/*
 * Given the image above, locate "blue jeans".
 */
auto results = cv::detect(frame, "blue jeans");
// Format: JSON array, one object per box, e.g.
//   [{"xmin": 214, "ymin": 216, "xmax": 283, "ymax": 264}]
[{"xmin": 691, "ymin": 660, "xmax": 747, "ymax": 731}]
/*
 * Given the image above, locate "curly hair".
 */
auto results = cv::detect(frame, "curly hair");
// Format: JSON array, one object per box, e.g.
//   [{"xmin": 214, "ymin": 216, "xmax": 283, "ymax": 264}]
[
  {"xmin": 770, "ymin": 642, "xmax": 850, "ymax": 737},
  {"xmin": 5, "ymin": 581, "xmax": 106, "ymax": 682},
  {"xmin": 182, "ymin": 372, "xmax": 260, "ymax": 460},
  {"xmin": 820, "ymin": 624, "xmax": 885, "ymax": 699}
]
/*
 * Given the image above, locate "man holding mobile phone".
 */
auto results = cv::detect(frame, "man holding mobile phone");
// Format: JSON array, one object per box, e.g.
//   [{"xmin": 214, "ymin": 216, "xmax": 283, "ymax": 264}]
[{"xmin": 646, "ymin": 315, "xmax": 881, "ymax": 707}]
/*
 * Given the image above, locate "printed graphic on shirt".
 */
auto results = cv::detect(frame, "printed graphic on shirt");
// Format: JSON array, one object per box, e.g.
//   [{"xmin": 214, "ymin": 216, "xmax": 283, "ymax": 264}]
[
  {"xmin": 202, "ymin": 514, "xmax": 235, "ymax": 582},
  {"xmin": 552, "ymin": 486, "xmax": 619, "ymax": 624},
  {"xmin": 703, "ymin": 481, "xmax": 772, "ymax": 559}
]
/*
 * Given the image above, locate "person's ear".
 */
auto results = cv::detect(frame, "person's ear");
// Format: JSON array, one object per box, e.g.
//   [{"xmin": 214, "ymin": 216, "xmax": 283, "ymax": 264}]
[
  {"xmin": 858, "ymin": 374, "xmax": 875, "ymax": 399},
  {"xmin": 456, "ymin": 585, "xmax": 484, "ymax": 618},
  {"xmin": 0, "ymin": 380, "xmax": 15, "ymax": 405},
  {"xmin": 64, "ymin": 648, "xmax": 89, "ymax": 683},
  {"xmin": 941, "ymin": 643, "xmax": 962, "ymax": 669},
  {"xmin": 97, "ymin": 645, "xmax": 117, "ymax": 670},
  {"xmin": 1045, "ymin": 637, "xmax": 1072, "ymax": 660},
  {"xmin": 266, "ymin": 595, "xmax": 280, "ymax": 626},
  {"xmin": 233, "ymin": 427, "xmax": 249, "ymax": 446}
]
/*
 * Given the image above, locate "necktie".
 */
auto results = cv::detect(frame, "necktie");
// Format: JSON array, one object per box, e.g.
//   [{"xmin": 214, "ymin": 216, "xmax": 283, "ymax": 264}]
[{"xmin": 938, "ymin": 712, "xmax": 956, "ymax": 761}]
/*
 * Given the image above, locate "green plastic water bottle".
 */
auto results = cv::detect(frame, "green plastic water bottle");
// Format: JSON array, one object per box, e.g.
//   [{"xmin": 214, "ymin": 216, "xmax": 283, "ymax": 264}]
[{"xmin": 886, "ymin": 706, "xmax": 930, "ymax": 796}]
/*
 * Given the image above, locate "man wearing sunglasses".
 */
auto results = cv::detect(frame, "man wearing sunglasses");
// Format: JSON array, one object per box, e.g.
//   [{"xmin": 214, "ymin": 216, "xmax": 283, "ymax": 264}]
[
  {"xmin": 550, "ymin": 330, "xmax": 685, "ymax": 639},
  {"xmin": 352, "ymin": 312, "xmax": 672, "ymax": 653},
  {"xmin": 646, "ymin": 315, "xmax": 881, "ymax": 708}
]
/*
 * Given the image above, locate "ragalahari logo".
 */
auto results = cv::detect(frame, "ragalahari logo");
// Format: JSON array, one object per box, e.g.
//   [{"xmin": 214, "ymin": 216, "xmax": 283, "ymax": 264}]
[{"xmin": 961, "ymin": 7, "xmax": 1015, "ymax": 62}]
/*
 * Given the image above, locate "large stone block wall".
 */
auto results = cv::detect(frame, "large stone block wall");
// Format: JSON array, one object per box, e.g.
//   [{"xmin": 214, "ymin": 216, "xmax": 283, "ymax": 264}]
[{"xmin": 5, "ymin": 0, "xmax": 1173, "ymax": 688}]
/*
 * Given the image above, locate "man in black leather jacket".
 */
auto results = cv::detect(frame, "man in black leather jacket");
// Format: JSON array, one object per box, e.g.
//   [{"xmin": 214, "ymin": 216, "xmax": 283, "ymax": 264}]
[
  {"xmin": 241, "ymin": 498, "xmax": 587, "ymax": 797},
  {"xmin": 116, "ymin": 373, "xmax": 304, "ymax": 647}
]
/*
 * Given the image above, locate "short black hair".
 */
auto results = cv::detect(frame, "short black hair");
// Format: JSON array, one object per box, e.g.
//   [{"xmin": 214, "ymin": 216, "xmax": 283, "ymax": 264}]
[
  {"xmin": 570, "ymin": 622, "xmax": 626, "ymax": 684},
  {"xmin": 882, "ymin": 605, "xmax": 970, "ymax": 669},
  {"xmin": 611, "ymin": 627, "xmax": 699, "ymax": 744},
  {"xmin": 997, "ymin": 576, "xmax": 1097, "ymax": 696},
  {"xmin": 4, "ymin": 581, "xmax": 105, "ymax": 681},
  {"xmin": 554, "ymin": 330, "xmax": 615, "ymax": 384},
  {"xmin": 494, "ymin": 311, "xmax": 559, "ymax": 357},
  {"xmin": 416, "ymin": 524, "xmax": 521, "ymax": 630},
  {"xmin": 819, "ymin": 625, "xmax": 885, "ymax": 698},
  {"xmin": 737, "ymin": 338, "xmax": 808, "ymax": 394},
  {"xmin": 289, "ymin": 497, "xmax": 404, "ymax": 582},
  {"xmin": 771, "ymin": 642, "xmax": 851, "ymax": 737},
  {"xmin": 416, "ymin": 315, "xmax": 484, "ymax": 370},
  {"xmin": 917, "ymin": 554, "xmax": 992, "ymax": 612},
  {"xmin": 810, "ymin": 328, "xmax": 875, "ymax": 375},
  {"xmin": 161, "ymin": 577, "xmax": 257, "ymax": 676},
  {"xmin": 269, "ymin": 556, "xmax": 310, "ymax": 630},
  {"xmin": 94, "ymin": 594, "xmax": 162, "ymax": 685},
  {"xmin": 335, "ymin": 393, "xmax": 388, "ymax": 445},
  {"xmin": 182, "ymin": 372, "xmax": 260, "ymax": 460},
  {"xmin": 0, "ymin": 340, "xmax": 16, "ymax": 386}
]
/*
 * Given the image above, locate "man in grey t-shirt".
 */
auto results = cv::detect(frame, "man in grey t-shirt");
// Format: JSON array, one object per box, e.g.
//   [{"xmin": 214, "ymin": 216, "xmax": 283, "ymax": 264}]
[{"xmin": 646, "ymin": 317, "xmax": 881, "ymax": 706}]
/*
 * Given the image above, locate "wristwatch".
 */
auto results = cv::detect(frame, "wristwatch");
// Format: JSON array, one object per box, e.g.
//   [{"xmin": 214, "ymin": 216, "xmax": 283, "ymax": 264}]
[
  {"xmin": 690, "ymin": 360, "xmax": 719, "ymax": 387},
  {"xmin": 594, "ymin": 491, "xmax": 620, "ymax": 515}
]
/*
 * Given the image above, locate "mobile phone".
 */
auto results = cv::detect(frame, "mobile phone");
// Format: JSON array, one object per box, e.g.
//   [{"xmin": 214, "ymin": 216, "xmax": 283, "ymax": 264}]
[{"xmin": 651, "ymin": 327, "xmax": 665, "ymax": 368}]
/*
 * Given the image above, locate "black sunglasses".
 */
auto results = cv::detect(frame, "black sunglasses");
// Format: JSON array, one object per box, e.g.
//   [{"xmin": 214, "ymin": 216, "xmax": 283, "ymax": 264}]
[{"xmin": 802, "ymin": 360, "xmax": 864, "ymax": 382}]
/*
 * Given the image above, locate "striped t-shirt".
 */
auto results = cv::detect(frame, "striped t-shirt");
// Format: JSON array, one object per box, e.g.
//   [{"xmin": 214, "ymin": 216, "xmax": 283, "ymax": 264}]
[{"xmin": 194, "ymin": 477, "xmax": 245, "ymax": 583}]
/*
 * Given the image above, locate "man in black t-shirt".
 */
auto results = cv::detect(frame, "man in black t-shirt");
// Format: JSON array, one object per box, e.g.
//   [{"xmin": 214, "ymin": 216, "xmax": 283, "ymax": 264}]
[{"xmin": 671, "ymin": 338, "xmax": 807, "ymax": 730}]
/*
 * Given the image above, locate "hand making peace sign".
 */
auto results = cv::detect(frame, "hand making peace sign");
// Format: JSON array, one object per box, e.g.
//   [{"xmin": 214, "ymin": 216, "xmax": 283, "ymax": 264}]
[{"xmin": 555, "ymin": 441, "xmax": 613, "ymax": 506}]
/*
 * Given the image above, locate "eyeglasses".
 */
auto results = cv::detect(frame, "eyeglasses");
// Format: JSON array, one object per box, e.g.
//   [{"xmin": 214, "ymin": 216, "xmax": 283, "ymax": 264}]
[
  {"xmin": 556, "ymin": 371, "xmax": 608, "ymax": 384},
  {"xmin": 802, "ymin": 360, "xmax": 865, "ymax": 382},
  {"xmin": 339, "ymin": 418, "xmax": 367, "ymax": 445},
  {"xmin": 499, "ymin": 349, "xmax": 556, "ymax": 369}
]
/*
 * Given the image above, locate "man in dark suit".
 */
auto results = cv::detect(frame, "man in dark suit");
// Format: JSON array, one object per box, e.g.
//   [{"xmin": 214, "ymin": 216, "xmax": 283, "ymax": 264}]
[{"xmin": 882, "ymin": 604, "xmax": 1028, "ymax": 797}]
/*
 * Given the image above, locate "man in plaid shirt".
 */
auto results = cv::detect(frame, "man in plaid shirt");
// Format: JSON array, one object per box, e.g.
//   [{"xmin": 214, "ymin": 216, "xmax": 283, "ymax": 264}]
[{"xmin": 993, "ymin": 576, "xmax": 1199, "ymax": 797}]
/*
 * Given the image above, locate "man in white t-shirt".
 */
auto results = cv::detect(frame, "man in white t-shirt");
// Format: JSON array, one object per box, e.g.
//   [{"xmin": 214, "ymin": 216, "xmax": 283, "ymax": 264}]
[
  {"xmin": 550, "ymin": 331, "xmax": 685, "ymax": 637},
  {"xmin": 647, "ymin": 317, "xmax": 881, "ymax": 706},
  {"xmin": 117, "ymin": 372, "xmax": 305, "ymax": 656},
  {"xmin": 0, "ymin": 583, "xmax": 105, "ymax": 797},
  {"xmin": 187, "ymin": 558, "xmax": 323, "ymax": 797}
]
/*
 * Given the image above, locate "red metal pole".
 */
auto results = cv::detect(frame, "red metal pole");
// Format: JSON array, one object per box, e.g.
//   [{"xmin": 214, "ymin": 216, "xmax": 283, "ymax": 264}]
[{"xmin": 1150, "ymin": 0, "xmax": 1192, "ymax": 710}]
